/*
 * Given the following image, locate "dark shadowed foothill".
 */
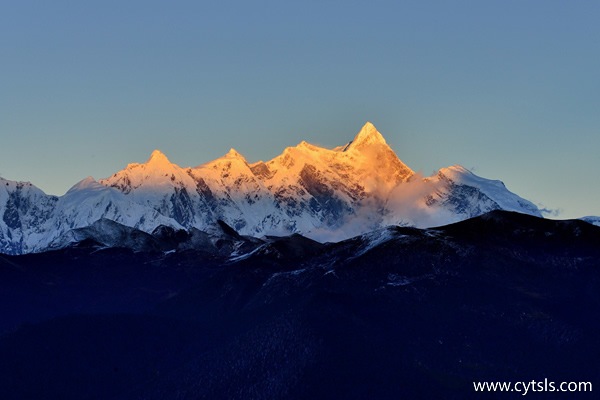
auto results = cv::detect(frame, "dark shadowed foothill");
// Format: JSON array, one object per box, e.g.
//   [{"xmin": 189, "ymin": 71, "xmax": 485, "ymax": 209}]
[{"xmin": 1, "ymin": 211, "xmax": 599, "ymax": 399}]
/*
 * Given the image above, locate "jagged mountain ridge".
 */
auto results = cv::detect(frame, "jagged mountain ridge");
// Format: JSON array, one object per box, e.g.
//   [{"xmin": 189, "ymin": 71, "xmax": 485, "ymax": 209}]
[{"xmin": 1, "ymin": 122, "xmax": 543, "ymax": 254}]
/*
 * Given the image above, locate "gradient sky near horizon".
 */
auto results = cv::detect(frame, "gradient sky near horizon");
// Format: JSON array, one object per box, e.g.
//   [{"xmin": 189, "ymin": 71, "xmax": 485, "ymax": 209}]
[{"xmin": 1, "ymin": 0, "xmax": 599, "ymax": 218}]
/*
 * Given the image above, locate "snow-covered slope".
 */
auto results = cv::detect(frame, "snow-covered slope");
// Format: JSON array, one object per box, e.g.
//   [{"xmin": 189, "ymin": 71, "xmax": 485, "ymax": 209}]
[
  {"xmin": 100, "ymin": 148, "xmax": 286, "ymax": 236},
  {"xmin": 385, "ymin": 165, "xmax": 543, "ymax": 228},
  {"xmin": 581, "ymin": 216, "xmax": 600, "ymax": 227},
  {"xmin": 0, "ymin": 178, "xmax": 58, "ymax": 254},
  {"xmin": 0, "ymin": 174, "xmax": 183, "ymax": 254},
  {"xmin": 0, "ymin": 122, "xmax": 544, "ymax": 254}
]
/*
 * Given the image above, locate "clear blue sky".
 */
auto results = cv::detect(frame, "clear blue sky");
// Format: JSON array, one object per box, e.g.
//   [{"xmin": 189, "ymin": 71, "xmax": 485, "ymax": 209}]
[{"xmin": 1, "ymin": 0, "xmax": 599, "ymax": 218}]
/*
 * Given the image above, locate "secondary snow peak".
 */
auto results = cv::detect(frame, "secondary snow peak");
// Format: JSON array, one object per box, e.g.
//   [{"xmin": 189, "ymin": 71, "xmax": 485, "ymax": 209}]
[{"xmin": 66, "ymin": 176, "xmax": 100, "ymax": 194}]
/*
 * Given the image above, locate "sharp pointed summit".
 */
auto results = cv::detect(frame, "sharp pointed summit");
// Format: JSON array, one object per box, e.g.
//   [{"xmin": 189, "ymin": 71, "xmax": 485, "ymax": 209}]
[
  {"xmin": 345, "ymin": 122, "xmax": 388, "ymax": 151},
  {"xmin": 225, "ymin": 148, "xmax": 245, "ymax": 160},
  {"xmin": 146, "ymin": 149, "xmax": 171, "ymax": 165}
]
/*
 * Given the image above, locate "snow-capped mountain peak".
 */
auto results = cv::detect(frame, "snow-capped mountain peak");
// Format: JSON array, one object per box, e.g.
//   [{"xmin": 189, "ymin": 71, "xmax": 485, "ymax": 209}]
[
  {"xmin": 344, "ymin": 121, "xmax": 388, "ymax": 151},
  {"xmin": 423, "ymin": 164, "xmax": 542, "ymax": 220},
  {"xmin": 224, "ymin": 148, "xmax": 246, "ymax": 160},
  {"xmin": 146, "ymin": 149, "xmax": 171, "ymax": 165},
  {"xmin": 100, "ymin": 149, "xmax": 196, "ymax": 194},
  {"xmin": 65, "ymin": 176, "xmax": 102, "ymax": 194},
  {"xmin": 119, "ymin": 149, "xmax": 176, "ymax": 175}
]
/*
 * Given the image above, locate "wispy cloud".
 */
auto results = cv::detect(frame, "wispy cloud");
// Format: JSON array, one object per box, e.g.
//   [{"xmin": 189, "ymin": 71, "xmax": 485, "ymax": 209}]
[{"xmin": 538, "ymin": 204, "xmax": 562, "ymax": 218}]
